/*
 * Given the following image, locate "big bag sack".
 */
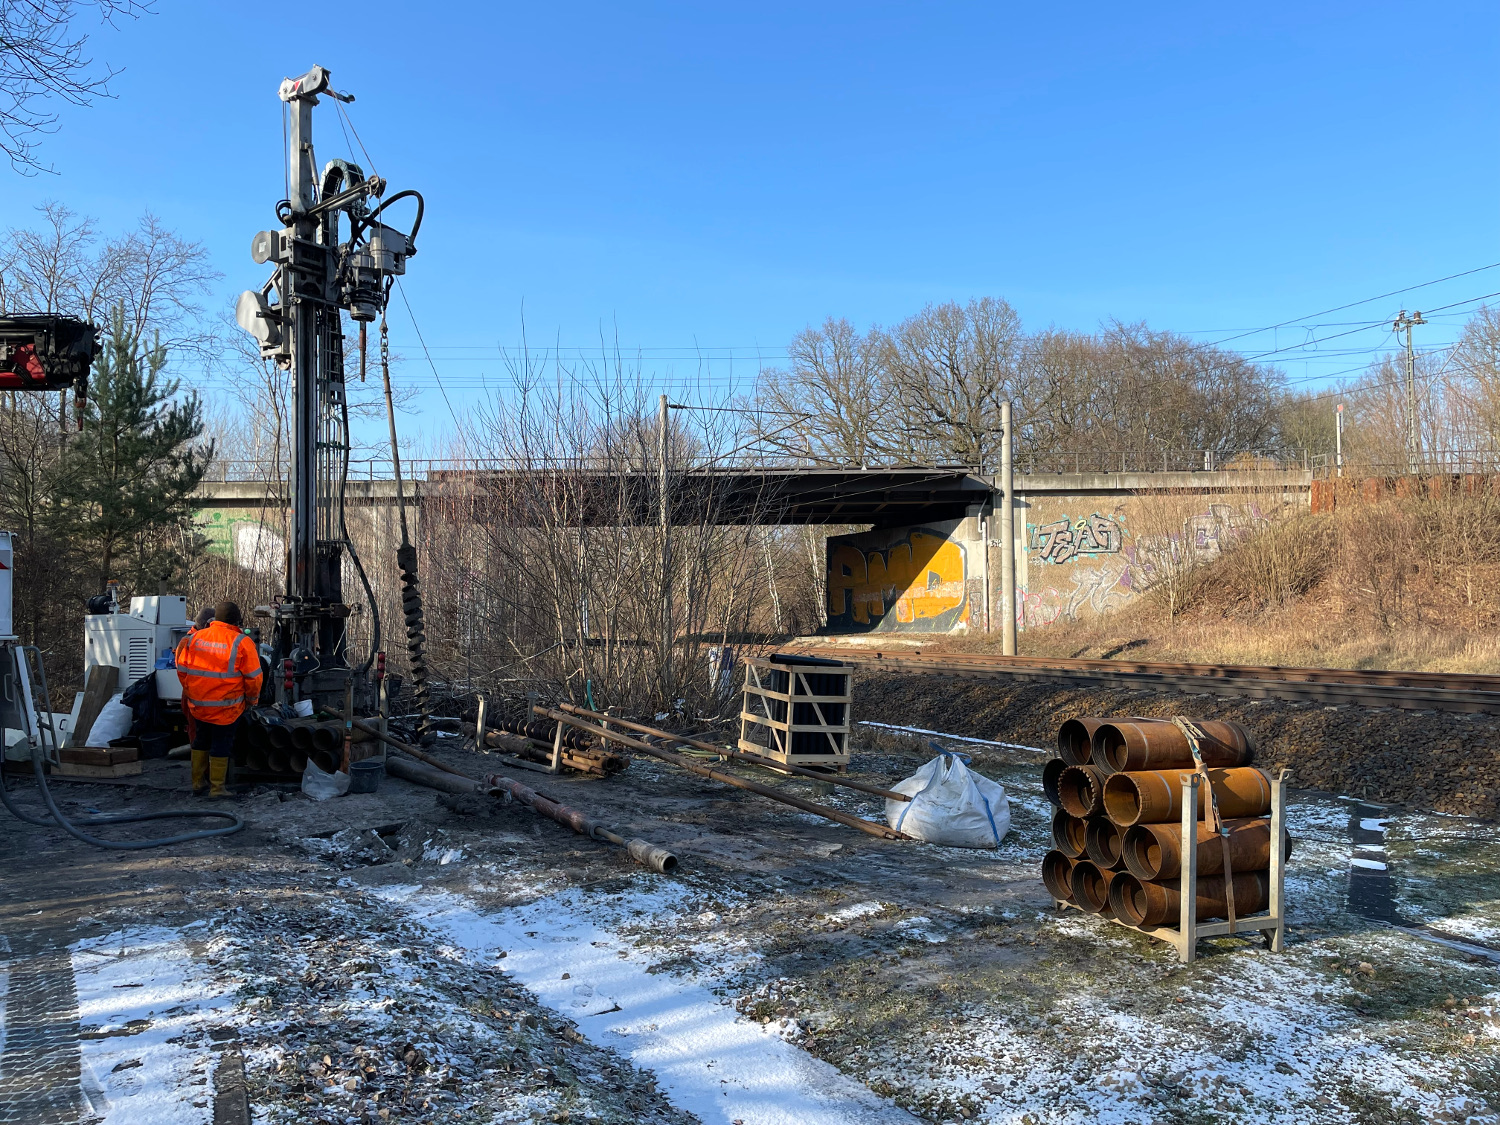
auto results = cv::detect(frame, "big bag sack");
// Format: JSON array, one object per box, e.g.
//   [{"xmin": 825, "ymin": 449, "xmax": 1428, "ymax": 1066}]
[{"xmin": 885, "ymin": 752, "xmax": 1011, "ymax": 848}]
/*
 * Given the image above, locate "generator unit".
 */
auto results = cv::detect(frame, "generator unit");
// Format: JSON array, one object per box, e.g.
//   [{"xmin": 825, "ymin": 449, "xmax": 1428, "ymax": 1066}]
[{"xmin": 84, "ymin": 595, "xmax": 190, "ymax": 702}]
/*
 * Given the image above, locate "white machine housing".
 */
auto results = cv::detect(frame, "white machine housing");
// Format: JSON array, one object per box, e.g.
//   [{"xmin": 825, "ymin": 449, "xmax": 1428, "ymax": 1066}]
[{"xmin": 84, "ymin": 595, "xmax": 190, "ymax": 702}]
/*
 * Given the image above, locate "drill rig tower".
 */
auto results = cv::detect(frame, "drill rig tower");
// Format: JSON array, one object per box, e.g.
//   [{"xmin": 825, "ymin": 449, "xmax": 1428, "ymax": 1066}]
[{"xmin": 236, "ymin": 65, "xmax": 422, "ymax": 709}]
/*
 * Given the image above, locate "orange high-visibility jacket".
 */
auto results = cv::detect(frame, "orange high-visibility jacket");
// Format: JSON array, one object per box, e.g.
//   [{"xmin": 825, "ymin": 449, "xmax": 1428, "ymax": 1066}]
[{"xmin": 175, "ymin": 620, "xmax": 263, "ymax": 725}]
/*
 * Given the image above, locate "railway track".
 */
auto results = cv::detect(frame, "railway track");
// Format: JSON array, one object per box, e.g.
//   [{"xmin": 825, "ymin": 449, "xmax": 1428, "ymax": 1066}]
[{"xmin": 791, "ymin": 647, "xmax": 1500, "ymax": 714}]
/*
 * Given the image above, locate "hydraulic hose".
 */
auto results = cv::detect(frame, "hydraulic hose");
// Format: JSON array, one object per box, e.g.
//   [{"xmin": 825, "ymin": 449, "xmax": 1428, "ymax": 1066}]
[
  {"xmin": 352, "ymin": 189, "xmax": 424, "ymax": 253},
  {"xmin": 339, "ymin": 380, "xmax": 380, "ymax": 674},
  {"xmin": 0, "ymin": 646, "xmax": 242, "ymax": 849}
]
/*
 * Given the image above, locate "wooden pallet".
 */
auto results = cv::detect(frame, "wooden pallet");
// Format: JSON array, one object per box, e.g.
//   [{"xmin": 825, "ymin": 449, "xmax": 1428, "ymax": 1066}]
[
  {"xmin": 1054, "ymin": 770, "xmax": 1287, "ymax": 964},
  {"xmin": 56, "ymin": 759, "xmax": 143, "ymax": 778},
  {"xmin": 60, "ymin": 745, "xmax": 139, "ymax": 767},
  {"xmin": 738, "ymin": 657, "xmax": 853, "ymax": 772}
]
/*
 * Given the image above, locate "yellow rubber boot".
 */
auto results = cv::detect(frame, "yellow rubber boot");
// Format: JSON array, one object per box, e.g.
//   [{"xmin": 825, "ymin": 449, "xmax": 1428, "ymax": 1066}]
[
  {"xmin": 208, "ymin": 756, "xmax": 230, "ymax": 798},
  {"xmin": 191, "ymin": 750, "xmax": 210, "ymax": 796}
]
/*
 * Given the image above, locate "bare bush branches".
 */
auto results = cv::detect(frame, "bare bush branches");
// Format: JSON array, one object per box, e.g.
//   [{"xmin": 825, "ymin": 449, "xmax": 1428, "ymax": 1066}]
[{"xmin": 0, "ymin": 1, "xmax": 151, "ymax": 173}]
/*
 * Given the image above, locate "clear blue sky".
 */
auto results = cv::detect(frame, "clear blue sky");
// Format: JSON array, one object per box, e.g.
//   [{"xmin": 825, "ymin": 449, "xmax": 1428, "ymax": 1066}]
[{"xmin": 1, "ymin": 1, "xmax": 1495, "ymax": 442}]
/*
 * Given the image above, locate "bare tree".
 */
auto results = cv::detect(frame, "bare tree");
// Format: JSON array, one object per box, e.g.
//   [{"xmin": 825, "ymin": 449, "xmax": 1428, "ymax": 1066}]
[
  {"xmin": 0, "ymin": 1, "xmax": 152, "ymax": 174},
  {"xmin": 878, "ymin": 297, "xmax": 1022, "ymax": 468},
  {"xmin": 0, "ymin": 202, "xmax": 219, "ymax": 349},
  {"xmin": 757, "ymin": 317, "xmax": 891, "ymax": 465}
]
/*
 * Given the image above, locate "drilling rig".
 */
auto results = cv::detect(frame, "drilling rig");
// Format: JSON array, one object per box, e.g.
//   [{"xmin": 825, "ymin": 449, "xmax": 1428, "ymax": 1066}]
[{"xmin": 235, "ymin": 65, "xmax": 426, "ymax": 718}]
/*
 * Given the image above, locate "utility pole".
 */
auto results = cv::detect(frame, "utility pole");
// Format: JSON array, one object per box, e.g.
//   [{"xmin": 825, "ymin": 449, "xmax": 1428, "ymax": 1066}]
[
  {"xmin": 1335, "ymin": 403, "xmax": 1344, "ymax": 478},
  {"xmin": 1393, "ymin": 309, "xmax": 1426, "ymax": 475},
  {"xmin": 659, "ymin": 394, "xmax": 672, "ymax": 699},
  {"xmin": 1000, "ymin": 400, "xmax": 1017, "ymax": 656}
]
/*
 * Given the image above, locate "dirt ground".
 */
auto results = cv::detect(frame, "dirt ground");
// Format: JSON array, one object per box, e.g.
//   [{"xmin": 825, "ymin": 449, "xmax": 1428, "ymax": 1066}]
[{"xmin": 0, "ymin": 697, "xmax": 1498, "ymax": 1125}]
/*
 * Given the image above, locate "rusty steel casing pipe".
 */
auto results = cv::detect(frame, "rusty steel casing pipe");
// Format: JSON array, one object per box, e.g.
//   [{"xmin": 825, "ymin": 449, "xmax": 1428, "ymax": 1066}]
[
  {"xmin": 1084, "ymin": 816, "xmax": 1125, "ymax": 870},
  {"xmin": 1058, "ymin": 716, "xmax": 1166, "ymax": 769},
  {"xmin": 1108, "ymin": 870, "xmax": 1270, "ymax": 928},
  {"xmin": 1057, "ymin": 764, "xmax": 1107, "ymax": 818},
  {"xmin": 1069, "ymin": 859, "xmax": 1119, "ymax": 915},
  {"xmin": 1092, "ymin": 719, "xmax": 1254, "ymax": 773},
  {"xmin": 290, "ymin": 722, "xmax": 316, "ymax": 751},
  {"xmin": 1051, "ymin": 809, "xmax": 1088, "ymax": 858},
  {"xmin": 1042, "ymin": 758, "xmax": 1067, "ymax": 806},
  {"xmin": 1102, "ymin": 767, "xmax": 1272, "ymax": 827},
  {"xmin": 1121, "ymin": 817, "xmax": 1292, "ymax": 881},
  {"xmin": 267, "ymin": 724, "xmax": 293, "ymax": 751},
  {"xmin": 1041, "ymin": 850, "xmax": 1078, "ymax": 904}
]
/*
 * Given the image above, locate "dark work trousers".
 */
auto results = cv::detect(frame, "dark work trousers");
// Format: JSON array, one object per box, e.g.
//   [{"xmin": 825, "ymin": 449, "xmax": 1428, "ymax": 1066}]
[{"xmin": 190, "ymin": 715, "xmax": 241, "ymax": 759}]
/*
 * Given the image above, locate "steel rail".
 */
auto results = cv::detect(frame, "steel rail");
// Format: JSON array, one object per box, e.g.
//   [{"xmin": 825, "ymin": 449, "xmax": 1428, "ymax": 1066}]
[{"xmin": 793, "ymin": 648, "xmax": 1500, "ymax": 714}]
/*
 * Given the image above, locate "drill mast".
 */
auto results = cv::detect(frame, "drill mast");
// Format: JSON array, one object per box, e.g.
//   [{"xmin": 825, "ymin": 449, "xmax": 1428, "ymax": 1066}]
[{"xmin": 236, "ymin": 64, "xmax": 422, "ymax": 707}]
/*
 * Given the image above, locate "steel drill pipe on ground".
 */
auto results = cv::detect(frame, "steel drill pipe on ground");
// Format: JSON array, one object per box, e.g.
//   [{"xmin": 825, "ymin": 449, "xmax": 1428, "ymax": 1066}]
[
  {"xmin": 535, "ymin": 706, "xmax": 910, "ymax": 841},
  {"xmin": 1041, "ymin": 850, "xmax": 1078, "ymax": 904},
  {"xmin": 1051, "ymin": 809, "xmax": 1088, "ymax": 858},
  {"xmin": 1102, "ymin": 767, "xmax": 1272, "ymax": 827},
  {"xmin": 290, "ymin": 723, "xmax": 315, "ymax": 751},
  {"xmin": 462, "ymin": 723, "xmax": 625, "ymax": 776},
  {"xmin": 1092, "ymin": 720, "xmax": 1254, "ymax": 773},
  {"xmin": 1108, "ymin": 870, "xmax": 1271, "ymax": 928},
  {"xmin": 1084, "ymin": 817, "xmax": 1125, "ymax": 870},
  {"xmin": 1042, "ymin": 758, "xmax": 1067, "ymax": 806},
  {"xmin": 267, "ymin": 724, "xmax": 293, "ymax": 751},
  {"xmin": 1057, "ymin": 764, "xmax": 1107, "ymax": 818},
  {"xmin": 493, "ymin": 716, "xmax": 595, "ymax": 752},
  {"xmin": 267, "ymin": 746, "xmax": 291, "ymax": 773},
  {"xmin": 481, "ymin": 771, "xmax": 678, "ymax": 874},
  {"xmin": 1121, "ymin": 817, "xmax": 1291, "ymax": 881},
  {"xmin": 377, "ymin": 734, "xmax": 678, "ymax": 874},
  {"xmin": 1069, "ymin": 860, "xmax": 1119, "ymax": 915},
  {"xmin": 556, "ymin": 703, "xmax": 911, "ymax": 802}
]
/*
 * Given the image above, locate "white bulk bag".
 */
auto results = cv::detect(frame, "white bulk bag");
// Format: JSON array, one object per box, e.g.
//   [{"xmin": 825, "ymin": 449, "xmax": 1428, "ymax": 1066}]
[
  {"xmin": 85, "ymin": 695, "xmax": 133, "ymax": 748},
  {"xmin": 886, "ymin": 752, "xmax": 1011, "ymax": 848}
]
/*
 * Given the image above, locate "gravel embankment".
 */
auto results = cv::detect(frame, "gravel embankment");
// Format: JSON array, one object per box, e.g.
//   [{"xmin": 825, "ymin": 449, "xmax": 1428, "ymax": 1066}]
[{"xmin": 851, "ymin": 673, "xmax": 1500, "ymax": 818}]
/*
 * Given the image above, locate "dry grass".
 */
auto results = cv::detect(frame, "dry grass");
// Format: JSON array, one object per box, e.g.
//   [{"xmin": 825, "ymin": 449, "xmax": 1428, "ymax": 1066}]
[{"xmin": 941, "ymin": 490, "xmax": 1500, "ymax": 674}]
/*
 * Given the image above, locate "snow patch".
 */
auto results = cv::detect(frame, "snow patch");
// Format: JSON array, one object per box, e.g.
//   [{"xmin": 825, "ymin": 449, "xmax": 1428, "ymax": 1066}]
[
  {"xmin": 378, "ymin": 883, "xmax": 918, "ymax": 1125},
  {"xmin": 71, "ymin": 926, "xmax": 236, "ymax": 1125}
]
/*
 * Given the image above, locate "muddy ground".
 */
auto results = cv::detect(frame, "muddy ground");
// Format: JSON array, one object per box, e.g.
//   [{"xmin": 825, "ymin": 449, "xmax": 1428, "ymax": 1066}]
[{"xmin": 0, "ymin": 694, "xmax": 1497, "ymax": 1125}]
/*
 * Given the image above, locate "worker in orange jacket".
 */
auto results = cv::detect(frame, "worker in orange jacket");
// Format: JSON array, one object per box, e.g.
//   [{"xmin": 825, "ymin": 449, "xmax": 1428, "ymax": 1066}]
[
  {"xmin": 175, "ymin": 601, "xmax": 262, "ymax": 797},
  {"xmin": 180, "ymin": 605, "xmax": 215, "ymax": 750}
]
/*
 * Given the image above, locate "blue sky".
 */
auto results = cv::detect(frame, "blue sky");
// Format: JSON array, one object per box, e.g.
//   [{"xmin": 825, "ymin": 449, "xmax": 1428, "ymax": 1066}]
[{"xmin": 1, "ymin": 1, "xmax": 1496, "ymax": 443}]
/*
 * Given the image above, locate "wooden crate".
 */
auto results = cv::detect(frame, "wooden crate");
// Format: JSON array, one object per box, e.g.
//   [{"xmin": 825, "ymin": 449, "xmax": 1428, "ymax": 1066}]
[
  {"xmin": 1055, "ymin": 770, "xmax": 1287, "ymax": 964},
  {"xmin": 738, "ymin": 655, "xmax": 853, "ymax": 772}
]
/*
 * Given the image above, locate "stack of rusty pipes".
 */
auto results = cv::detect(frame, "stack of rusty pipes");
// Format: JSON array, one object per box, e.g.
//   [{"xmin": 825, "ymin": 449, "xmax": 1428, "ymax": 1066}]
[{"xmin": 1042, "ymin": 717, "xmax": 1292, "ymax": 960}]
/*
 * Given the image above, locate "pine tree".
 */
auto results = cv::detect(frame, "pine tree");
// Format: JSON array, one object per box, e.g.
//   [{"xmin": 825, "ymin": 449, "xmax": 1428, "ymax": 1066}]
[{"xmin": 63, "ymin": 306, "xmax": 212, "ymax": 590}]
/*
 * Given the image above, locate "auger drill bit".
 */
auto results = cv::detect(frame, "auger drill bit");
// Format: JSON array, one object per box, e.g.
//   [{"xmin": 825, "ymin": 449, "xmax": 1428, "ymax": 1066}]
[{"xmin": 397, "ymin": 541, "xmax": 432, "ymax": 740}]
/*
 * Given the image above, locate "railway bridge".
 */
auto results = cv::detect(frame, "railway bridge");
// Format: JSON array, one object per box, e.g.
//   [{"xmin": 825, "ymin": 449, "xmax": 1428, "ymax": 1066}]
[{"xmin": 193, "ymin": 458, "xmax": 1314, "ymax": 636}]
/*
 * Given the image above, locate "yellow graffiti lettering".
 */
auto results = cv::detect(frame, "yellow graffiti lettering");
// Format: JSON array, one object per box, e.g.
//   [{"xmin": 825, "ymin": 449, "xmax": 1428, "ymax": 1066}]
[{"xmin": 826, "ymin": 531, "xmax": 967, "ymax": 626}]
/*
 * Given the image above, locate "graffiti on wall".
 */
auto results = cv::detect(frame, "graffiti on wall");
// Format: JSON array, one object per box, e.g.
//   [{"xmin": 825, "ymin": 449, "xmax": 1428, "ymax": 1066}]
[
  {"xmin": 1017, "ymin": 502, "xmax": 1269, "ymax": 628},
  {"xmin": 197, "ymin": 510, "xmax": 286, "ymax": 576},
  {"xmin": 826, "ymin": 528, "xmax": 967, "ymax": 633},
  {"xmin": 1030, "ymin": 513, "xmax": 1123, "ymax": 564}
]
